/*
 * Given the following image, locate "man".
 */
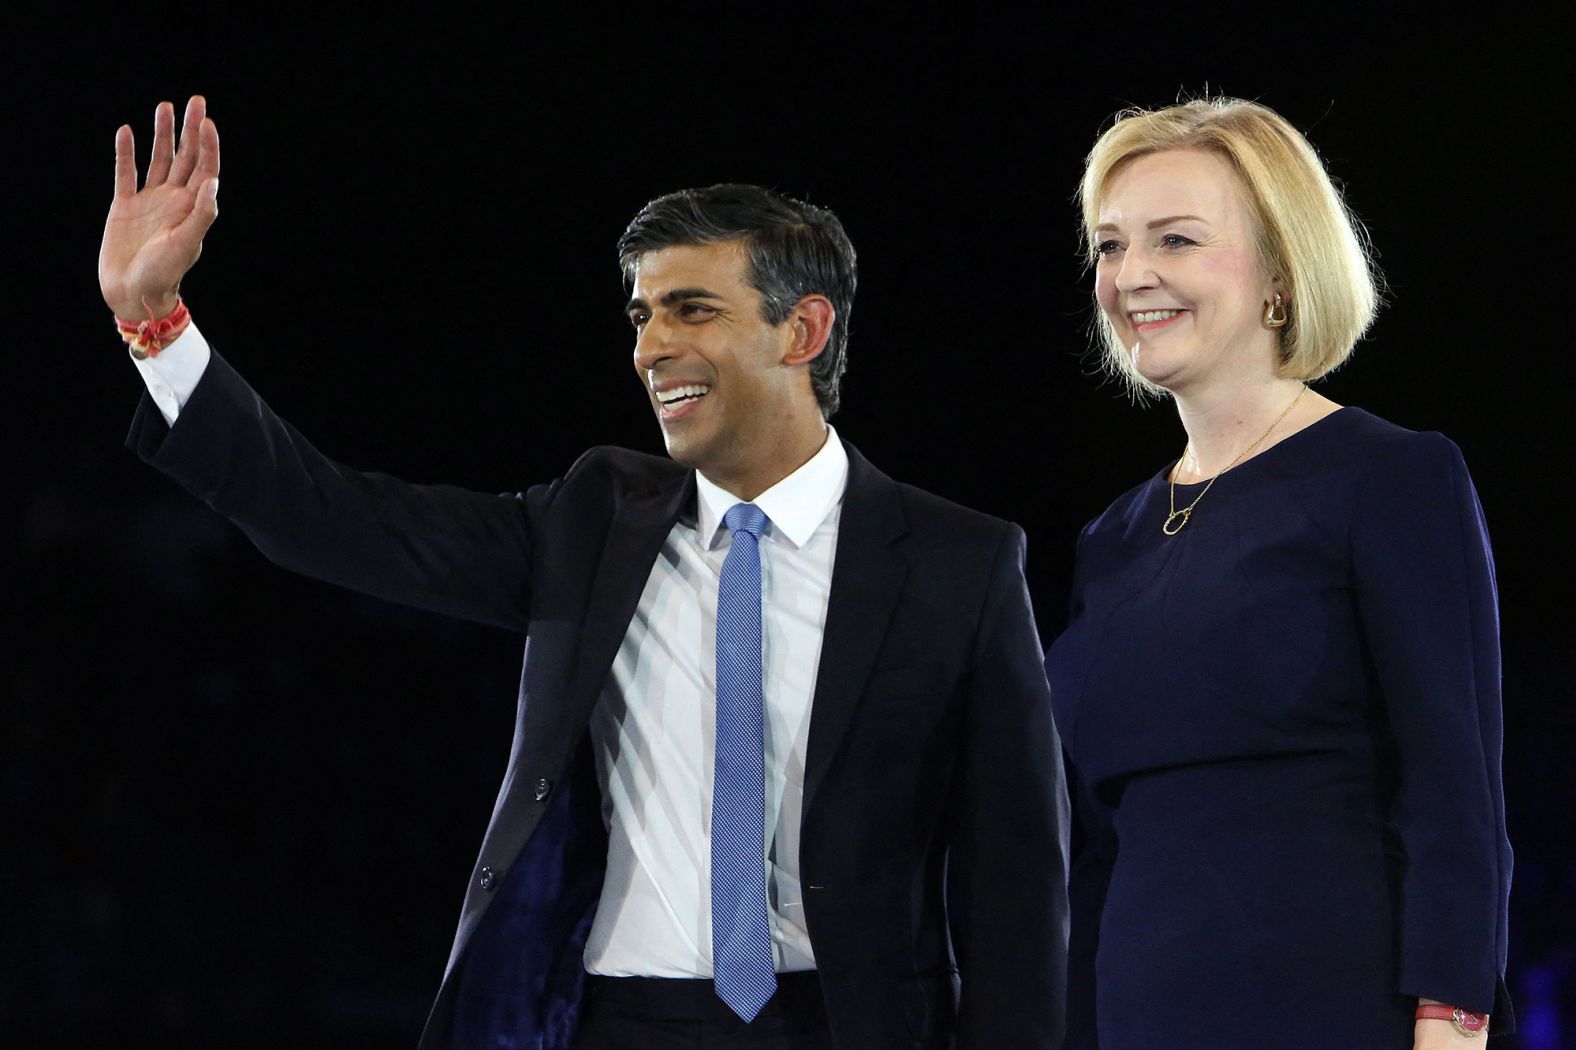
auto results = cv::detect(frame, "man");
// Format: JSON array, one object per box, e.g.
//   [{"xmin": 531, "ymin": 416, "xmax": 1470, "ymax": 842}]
[{"xmin": 101, "ymin": 96, "xmax": 1069, "ymax": 1049}]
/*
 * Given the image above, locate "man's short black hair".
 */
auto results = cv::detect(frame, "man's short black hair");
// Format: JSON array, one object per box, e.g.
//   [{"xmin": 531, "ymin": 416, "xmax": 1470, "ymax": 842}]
[{"xmin": 618, "ymin": 184, "xmax": 857, "ymax": 419}]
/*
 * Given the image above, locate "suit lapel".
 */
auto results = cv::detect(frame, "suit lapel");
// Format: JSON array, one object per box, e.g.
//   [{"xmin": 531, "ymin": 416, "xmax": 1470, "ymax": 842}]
[
  {"xmin": 803, "ymin": 442, "xmax": 910, "ymax": 814},
  {"xmin": 564, "ymin": 469, "xmax": 695, "ymax": 738}
]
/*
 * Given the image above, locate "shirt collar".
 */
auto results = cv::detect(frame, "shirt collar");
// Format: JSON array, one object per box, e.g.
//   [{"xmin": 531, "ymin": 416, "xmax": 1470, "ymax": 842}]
[{"xmin": 695, "ymin": 425, "xmax": 849, "ymax": 550}]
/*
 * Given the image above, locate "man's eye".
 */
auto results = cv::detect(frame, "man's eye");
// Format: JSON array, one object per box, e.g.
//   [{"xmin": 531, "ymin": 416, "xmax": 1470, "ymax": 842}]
[
  {"xmin": 679, "ymin": 303, "xmax": 715, "ymax": 320},
  {"xmin": 628, "ymin": 312, "xmax": 649, "ymax": 330}
]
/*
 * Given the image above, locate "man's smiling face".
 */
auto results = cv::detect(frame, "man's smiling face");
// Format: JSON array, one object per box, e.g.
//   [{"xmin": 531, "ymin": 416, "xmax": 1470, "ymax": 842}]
[{"xmin": 626, "ymin": 240, "xmax": 812, "ymax": 487}]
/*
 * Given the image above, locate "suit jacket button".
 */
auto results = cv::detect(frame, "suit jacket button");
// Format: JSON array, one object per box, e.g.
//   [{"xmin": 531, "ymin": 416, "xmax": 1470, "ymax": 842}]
[
  {"xmin": 534, "ymin": 778, "xmax": 552, "ymax": 802},
  {"xmin": 479, "ymin": 866, "xmax": 495, "ymax": 891}
]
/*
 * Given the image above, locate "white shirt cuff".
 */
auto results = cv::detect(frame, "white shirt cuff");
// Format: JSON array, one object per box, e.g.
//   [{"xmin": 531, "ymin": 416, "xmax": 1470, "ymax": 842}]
[{"xmin": 132, "ymin": 322, "xmax": 211, "ymax": 426}]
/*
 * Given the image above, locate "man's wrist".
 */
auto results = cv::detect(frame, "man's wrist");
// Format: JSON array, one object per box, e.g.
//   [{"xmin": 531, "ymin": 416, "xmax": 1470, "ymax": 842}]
[
  {"xmin": 117, "ymin": 297, "xmax": 191, "ymax": 360},
  {"xmin": 110, "ymin": 290, "xmax": 181, "ymax": 324}
]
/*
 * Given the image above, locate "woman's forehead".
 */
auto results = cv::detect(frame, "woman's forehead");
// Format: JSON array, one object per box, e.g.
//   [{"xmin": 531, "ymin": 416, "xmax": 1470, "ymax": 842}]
[{"xmin": 1097, "ymin": 149, "xmax": 1249, "ymax": 229}]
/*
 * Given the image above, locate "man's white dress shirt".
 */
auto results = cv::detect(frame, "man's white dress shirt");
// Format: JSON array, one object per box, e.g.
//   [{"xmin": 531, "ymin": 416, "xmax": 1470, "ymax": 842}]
[
  {"xmin": 134, "ymin": 326, "xmax": 846, "ymax": 978},
  {"xmin": 584, "ymin": 426, "xmax": 845, "ymax": 977}
]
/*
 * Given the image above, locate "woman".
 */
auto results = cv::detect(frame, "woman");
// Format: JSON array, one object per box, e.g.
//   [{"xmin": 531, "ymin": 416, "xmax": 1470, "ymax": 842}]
[{"xmin": 1044, "ymin": 98, "xmax": 1513, "ymax": 1048}]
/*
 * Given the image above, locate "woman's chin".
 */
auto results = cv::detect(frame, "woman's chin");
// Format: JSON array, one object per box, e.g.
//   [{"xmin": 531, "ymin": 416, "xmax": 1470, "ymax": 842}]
[{"xmin": 1131, "ymin": 349, "xmax": 1186, "ymax": 393}]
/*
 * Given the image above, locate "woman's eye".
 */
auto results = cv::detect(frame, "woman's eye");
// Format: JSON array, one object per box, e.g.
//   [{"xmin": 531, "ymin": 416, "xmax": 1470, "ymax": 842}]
[
  {"xmin": 1160, "ymin": 233, "xmax": 1195, "ymax": 249},
  {"xmin": 1094, "ymin": 240, "xmax": 1122, "ymax": 257}
]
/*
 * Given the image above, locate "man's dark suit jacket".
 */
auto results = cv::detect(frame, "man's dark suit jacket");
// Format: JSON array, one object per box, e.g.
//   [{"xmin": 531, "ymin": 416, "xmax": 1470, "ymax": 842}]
[{"xmin": 129, "ymin": 350, "xmax": 1070, "ymax": 1050}]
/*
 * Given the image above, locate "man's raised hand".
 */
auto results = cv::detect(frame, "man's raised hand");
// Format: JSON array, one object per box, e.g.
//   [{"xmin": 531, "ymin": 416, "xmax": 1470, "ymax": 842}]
[{"xmin": 99, "ymin": 96, "xmax": 220, "ymax": 322}]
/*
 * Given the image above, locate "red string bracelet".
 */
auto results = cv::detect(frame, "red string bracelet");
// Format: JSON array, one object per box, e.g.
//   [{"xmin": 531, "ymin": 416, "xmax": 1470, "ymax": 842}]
[{"xmin": 116, "ymin": 298, "xmax": 191, "ymax": 360}]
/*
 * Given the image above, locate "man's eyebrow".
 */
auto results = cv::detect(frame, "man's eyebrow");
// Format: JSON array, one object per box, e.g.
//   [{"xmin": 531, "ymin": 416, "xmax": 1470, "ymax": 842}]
[
  {"xmin": 623, "ymin": 288, "xmax": 725, "ymax": 315},
  {"xmin": 1094, "ymin": 214, "xmax": 1210, "ymax": 234},
  {"xmin": 660, "ymin": 287, "xmax": 724, "ymax": 305}
]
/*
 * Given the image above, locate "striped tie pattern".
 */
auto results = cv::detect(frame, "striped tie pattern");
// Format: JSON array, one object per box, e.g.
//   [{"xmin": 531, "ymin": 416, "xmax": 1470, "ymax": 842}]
[{"xmin": 712, "ymin": 502, "xmax": 776, "ymax": 1022}]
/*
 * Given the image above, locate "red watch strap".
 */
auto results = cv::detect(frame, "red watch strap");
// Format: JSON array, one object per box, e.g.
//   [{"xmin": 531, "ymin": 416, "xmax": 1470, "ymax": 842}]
[{"xmin": 1416, "ymin": 1004, "xmax": 1489, "ymax": 1035}]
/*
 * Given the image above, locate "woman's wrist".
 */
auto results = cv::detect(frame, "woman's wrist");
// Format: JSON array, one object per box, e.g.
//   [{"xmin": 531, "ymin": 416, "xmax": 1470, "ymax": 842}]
[{"xmin": 1416, "ymin": 1000, "xmax": 1489, "ymax": 1036}]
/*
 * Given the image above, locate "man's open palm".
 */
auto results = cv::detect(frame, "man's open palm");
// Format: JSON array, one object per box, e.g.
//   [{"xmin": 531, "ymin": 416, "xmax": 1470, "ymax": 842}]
[{"xmin": 99, "ymin": 96, "xmax": 220, "ymax": 321}]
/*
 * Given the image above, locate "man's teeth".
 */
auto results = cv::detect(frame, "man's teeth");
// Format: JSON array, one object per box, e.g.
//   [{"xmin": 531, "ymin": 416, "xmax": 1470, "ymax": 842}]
[
  {"xmin": 1133, "ymin": 309, "xmax": 1182, "ymax": 324},
  {"xmin": 658, "ymin": 384, "xmax": 711, "ymax": 407}
]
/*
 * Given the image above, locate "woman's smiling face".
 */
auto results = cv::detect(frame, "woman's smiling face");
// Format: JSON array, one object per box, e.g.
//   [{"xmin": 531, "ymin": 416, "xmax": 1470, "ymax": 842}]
[{"xmin": 1093, "ymin": 148, "xmax": 1282, "ymax": 395}]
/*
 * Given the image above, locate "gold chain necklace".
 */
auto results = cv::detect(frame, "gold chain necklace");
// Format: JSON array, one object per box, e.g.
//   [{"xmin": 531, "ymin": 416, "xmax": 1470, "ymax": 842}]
[{"xmin": 1163, "ymin": 386, "xmax": 1308, "ymax": 536}]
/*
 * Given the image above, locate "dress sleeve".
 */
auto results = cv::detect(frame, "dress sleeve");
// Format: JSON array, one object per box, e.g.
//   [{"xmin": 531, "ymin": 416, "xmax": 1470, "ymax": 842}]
[
  {"xmin": 1053, "ymin": 516, "xmax": 1115, "ymax": 1050},
  {"xmin": 1062, "ymin": 752, "xmax": 1117, "ymax": 1050},
  {"xmin": 1351, "ymin": 432, "xmax": 1513, "ymax": 1024}
]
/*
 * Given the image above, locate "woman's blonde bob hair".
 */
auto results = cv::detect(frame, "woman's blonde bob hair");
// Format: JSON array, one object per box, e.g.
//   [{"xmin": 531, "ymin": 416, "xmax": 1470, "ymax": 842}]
[{"xmin": 1079, "ymin": 98, "xmax": 1380, "ymax": 397}]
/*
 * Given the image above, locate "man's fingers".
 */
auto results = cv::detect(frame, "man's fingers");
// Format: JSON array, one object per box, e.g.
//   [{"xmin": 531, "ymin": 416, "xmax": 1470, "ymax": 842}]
[
  {"xmin": 146, "ymin": 101, "xmax": 175, "ymax": 188},
  {"xmin": 114, "ymin": 125, "xmax": 136, "ymax": 201},
  {"xmin": 167, "ymin": 95, "xmax": 207, "ymax": 188},
  {"xmin": 175, "ymin": 176, "xmax": 221, "ymax": 244},
  {"xmin": 193, "ymin": 117, "xmax": 220, "ymax": 182}
]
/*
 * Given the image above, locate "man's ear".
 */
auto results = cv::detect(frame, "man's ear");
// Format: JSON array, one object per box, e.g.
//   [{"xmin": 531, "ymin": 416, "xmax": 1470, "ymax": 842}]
[{"xmin": 782, "ymin": 295, "xmax": 835, "ymax": 366}]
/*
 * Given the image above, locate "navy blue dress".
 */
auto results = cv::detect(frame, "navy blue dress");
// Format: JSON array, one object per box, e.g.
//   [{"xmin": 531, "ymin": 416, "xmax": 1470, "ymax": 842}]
[{"xmin": 1045, "ymin": 408, "xmax": 1513, "ymax": 1048}]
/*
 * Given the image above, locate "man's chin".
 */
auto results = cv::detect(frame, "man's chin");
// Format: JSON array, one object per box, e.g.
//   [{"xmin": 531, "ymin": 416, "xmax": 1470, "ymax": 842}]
[
  {"xmin": 660, "ymin": 429, "xmax": 704, "ymax": 469},
  {"xmin": 662, "ymin": 430, "xmax": 739, "ymax": 483}
]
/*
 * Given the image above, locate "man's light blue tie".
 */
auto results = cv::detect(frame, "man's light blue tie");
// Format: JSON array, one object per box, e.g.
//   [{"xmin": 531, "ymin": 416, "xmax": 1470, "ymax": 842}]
[{"xmin": 713, "ymin": 502, "xmax": 776, "ymax": 1022}]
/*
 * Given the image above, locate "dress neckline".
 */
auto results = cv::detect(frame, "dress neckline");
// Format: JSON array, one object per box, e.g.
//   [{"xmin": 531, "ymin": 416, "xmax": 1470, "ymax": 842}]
[{"xmin": 1161, "ymin": 406, "xmax": 1357, "ymax": 491}]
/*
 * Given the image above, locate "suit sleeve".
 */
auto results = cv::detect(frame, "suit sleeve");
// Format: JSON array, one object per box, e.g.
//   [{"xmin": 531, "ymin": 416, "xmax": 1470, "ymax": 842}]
[
  {"xmin": 948, "ymin": 525, "xmax": 1071, "ymax": 1050},
  {"xmin": 1351, "ymin": 433, "xmax": 1514, "ymax": 1027},
  {"xmin": 127, "ymin": 346, "xmax": 541, "ymax": 633}
]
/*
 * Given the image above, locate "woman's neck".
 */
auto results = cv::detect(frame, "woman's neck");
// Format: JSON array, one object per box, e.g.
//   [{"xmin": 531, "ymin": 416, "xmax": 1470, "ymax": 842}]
[{"xmin": 1171, "ymin": 377, "xmax": 1321, "ymax": 481}]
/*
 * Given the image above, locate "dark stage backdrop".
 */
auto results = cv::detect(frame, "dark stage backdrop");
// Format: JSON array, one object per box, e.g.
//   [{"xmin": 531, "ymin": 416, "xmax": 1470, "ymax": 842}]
[{"xmin": 6, "ymin": 13, "xmax": 1572, "ymax": 1048}]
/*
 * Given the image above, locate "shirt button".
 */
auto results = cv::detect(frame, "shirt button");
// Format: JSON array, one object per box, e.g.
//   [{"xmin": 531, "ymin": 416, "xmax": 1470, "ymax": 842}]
[
  {"xmin": 533, "ymin": 778, "xmax": 552, "ymax": 802},
  {"xmin": 479, "ymin": 866, "xmax": 495, "ymax": 891}
]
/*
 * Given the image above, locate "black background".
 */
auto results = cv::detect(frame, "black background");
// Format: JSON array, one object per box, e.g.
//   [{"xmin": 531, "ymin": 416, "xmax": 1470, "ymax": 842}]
[{"xmin": 6, "ymin": 11, "xmax": 1573, "ymax": 1048}]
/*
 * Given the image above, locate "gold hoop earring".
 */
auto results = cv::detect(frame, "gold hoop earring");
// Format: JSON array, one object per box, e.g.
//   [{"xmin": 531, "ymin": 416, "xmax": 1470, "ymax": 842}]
[{"xmin": 1264, "ymin": 293, "xmax": 1289, "ymax": 328}]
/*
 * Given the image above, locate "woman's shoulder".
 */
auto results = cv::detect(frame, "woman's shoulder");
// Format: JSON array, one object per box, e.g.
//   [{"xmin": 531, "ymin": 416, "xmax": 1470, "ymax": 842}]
[
  {"xmin": 1234, "ymin": 406, "xmax": 1471, "ymax": 497},
  {"xmin": 1296, "ymin": 409, "xmax": 1482, "ymax": 541},
  {"xmin": 1316, "ymin": 407, "xmax": 1470, "ymax": 479}
]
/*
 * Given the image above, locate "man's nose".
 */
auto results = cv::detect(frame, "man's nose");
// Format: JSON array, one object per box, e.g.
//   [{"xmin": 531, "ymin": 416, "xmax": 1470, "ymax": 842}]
[{"xmin": 633, "ymin": 317, "xmax": 679, "ymax": 372}]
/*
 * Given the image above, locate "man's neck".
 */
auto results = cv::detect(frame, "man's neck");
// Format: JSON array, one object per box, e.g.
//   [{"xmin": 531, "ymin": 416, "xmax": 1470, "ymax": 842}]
[{"xmin": 701, "ymin": 423, "xmax": 831, "ymax": 503}]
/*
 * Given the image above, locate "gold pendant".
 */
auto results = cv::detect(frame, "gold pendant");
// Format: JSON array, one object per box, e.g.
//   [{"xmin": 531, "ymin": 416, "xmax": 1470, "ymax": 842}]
[{"xmin": 1162, "ymin": 509, "xmax": 1190, "ymax": 536}]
